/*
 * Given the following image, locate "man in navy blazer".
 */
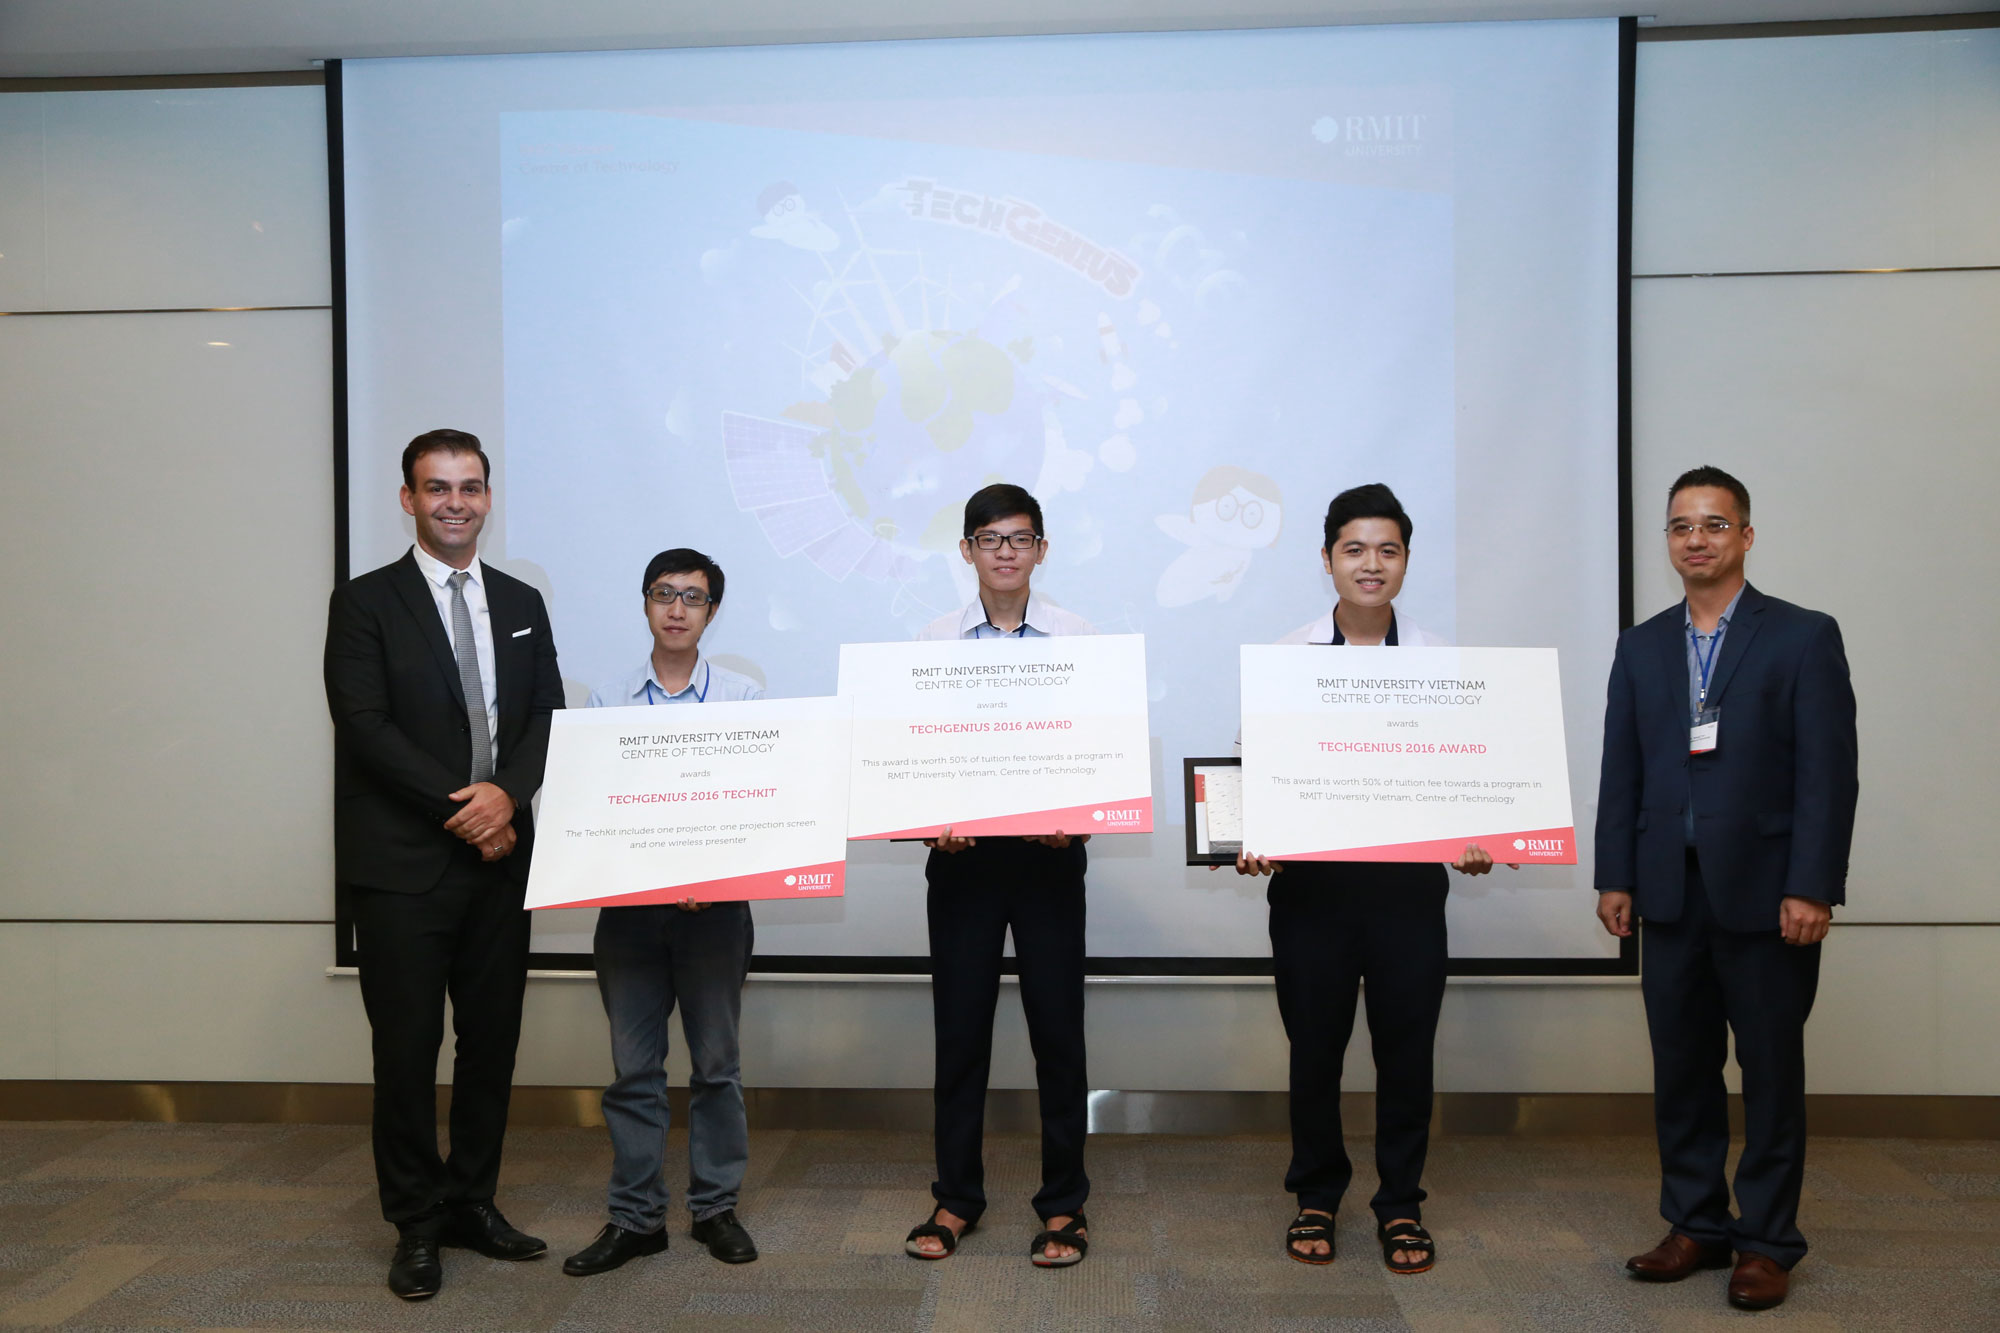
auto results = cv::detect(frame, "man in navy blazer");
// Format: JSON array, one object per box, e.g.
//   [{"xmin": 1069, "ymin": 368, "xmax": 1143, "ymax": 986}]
[
  {"xmin": 1595, "ymin": 466, "xmax": 1857, "ymax": 1312},
  {"xmin": 325, "ymin": 430, "xmax": 565, "ymax": 1299}
]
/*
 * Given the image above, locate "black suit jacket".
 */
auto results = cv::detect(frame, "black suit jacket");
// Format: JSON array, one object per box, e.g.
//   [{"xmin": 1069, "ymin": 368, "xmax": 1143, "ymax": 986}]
[
  {"xmin": 1594, "ymin": 583, "xmax": 1858, "ymax": 933},
  {"xmin": 325, "ymin": 550, "xmax": 564, "ymax": 892}
]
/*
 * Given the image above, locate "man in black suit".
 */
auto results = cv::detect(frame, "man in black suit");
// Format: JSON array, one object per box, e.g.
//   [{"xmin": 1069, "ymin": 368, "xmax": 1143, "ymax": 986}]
[
  {"xmin": 324, "ymin": 429, "xmax": 565, "ymax": 1300},
  {"xmin": 1595, "ymin": 466, "xmax": 1858, "ymax": 1312}
]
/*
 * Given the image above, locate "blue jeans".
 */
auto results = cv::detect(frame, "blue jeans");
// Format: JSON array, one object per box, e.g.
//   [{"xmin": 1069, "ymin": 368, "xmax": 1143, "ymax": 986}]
[{"xmin": 593, "ymin": 902, "xmax": 753, "ymax": 1231}]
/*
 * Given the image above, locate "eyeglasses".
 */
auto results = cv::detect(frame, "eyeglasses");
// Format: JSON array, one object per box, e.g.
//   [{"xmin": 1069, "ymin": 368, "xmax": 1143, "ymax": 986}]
[
  {"xmin": 970, "ymin": 531, "xmax": 1042, "ymax": 550},
  {"xmin": 646, "ymin": 586, "xmax": 714, "ymax": 607},
  {"xmin": 1216, "ymin": 495, "xmax": 1265, "ymax": 529},
  {"xmin": 1665, "ymin": 519, "xmax": 1735, "ymax": 538}
]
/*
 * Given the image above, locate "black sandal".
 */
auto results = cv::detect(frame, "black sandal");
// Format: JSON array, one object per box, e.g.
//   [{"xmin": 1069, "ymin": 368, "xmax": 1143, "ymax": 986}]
[
  {"xmin": 1376, "ymin": 1218, "xmax": 1435, "ymax": 1275},
  {"xmin": 904, "ymin": 1208, "xmax": 971, "ymax": 1259},
  {"xmin": 1285, "ymin": 1211, "xmax": 1335, "ymax": 1265},
  {"xmin": 1029, "ymin": 1212, "xmax": 1089, "ymax": 1268}
]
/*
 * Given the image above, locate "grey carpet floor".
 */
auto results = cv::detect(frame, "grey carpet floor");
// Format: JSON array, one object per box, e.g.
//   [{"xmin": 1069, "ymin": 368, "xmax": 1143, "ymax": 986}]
[{"xmin": 0, "ymin": 1123, "xmax": 1995, "ymax": 1330}]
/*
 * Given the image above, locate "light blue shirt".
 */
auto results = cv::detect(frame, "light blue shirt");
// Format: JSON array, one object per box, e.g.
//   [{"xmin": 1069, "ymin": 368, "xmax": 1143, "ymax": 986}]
[
  {"xmin": 1683, "ymin": 584, "xmax": 1745, "ymax": 841},
  {"xmin": 916, "ymin": 591, "xmax": 1096, "ymax": 641},
  {"xmin": 585, "ymin": 655, "xmax": 766, "ymax": 709}
]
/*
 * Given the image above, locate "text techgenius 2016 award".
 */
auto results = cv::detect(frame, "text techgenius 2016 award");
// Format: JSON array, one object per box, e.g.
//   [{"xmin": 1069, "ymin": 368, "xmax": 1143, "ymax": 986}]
[{"xmin": 1240, "ymin": 645, "xmax": 1577, "ymax": 863}]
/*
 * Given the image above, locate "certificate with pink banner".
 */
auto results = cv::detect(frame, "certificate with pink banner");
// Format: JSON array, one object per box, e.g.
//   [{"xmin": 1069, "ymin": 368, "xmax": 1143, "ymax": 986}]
[
  {"xmin": 1239, "ymin": 645, "xmax": 1578, "ymax": 863},
  {"xmin": 840, "ymin": 634, "xmax": 1153, "ymax": 840},
  {"xmin": 525, "ymin": 695, "xmax": 851, "ymax": 909}
]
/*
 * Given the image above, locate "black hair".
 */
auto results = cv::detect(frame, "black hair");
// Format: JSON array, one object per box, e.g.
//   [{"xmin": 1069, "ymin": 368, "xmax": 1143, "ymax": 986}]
[
  {"xmin": 400, "ymin": 428, "xmax": 491, "ymax": 490},
  {"xmin": 1321, "ymin": 483, "xmax": 1412, "ymax": 550},
  {"xmin": 962, "ymin": 483, "xmax": 1045, "ymax": 539},
  {"xmin": 1667, "ymin": 465, "xmax": 1751, "ymax": 523},
  {"xmin": 642, "ymin": 548, "xmax": 726, "ymax": 609}
]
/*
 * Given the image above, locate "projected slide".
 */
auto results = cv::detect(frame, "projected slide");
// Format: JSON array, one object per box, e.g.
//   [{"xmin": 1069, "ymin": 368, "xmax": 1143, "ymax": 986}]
[{"xmin": 340, "ymin": 20, "xmax": 1623, "ymax": 968}]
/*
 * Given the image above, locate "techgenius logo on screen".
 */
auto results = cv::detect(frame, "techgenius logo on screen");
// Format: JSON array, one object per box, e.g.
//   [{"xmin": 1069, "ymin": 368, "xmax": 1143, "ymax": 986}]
[{"xmin": 897, "ymin": 180, "xmax": 1141, "ymax": 299}]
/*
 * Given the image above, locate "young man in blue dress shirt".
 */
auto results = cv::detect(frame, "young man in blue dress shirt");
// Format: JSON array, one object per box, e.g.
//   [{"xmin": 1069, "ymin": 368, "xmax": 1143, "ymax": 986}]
[
  {"xmin": 563, "ymin": 549, "xmax": 766, "ymax": 1276},
  {"xmin": 903, "ymin": 484, "xmax": 1096, "ymax": 1269}
]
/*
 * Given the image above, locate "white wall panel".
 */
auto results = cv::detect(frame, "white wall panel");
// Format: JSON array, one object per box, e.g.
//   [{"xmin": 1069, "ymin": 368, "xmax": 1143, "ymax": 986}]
[
  {"xmin": 1630, "ymin": 271, "xmax": 1999, "ymax": 922},
  {"xmin": 0, "ymin": 86, "xmax": 329, "ymax": 312},
  {"xmin": 15, "ymin": 921, "xmax": 1994, "ymax": 1095},
  {"xmin": 1635, "ymin": 30, "xmax": 2000, "ymax": 274},
  {"xmin": 0, "ymin": 924, "xmax": 61, "ymax": 1078},
  {"xmin": 0, "ymin": 97, "xmax": 50, "ymax": 309},
  {"xmin": 48, "ymin": 924, "xmax": 370, "ymax": 1081},
  {"xmin": 0, "ymin": 309, "xmax": 335, "ymax": 921}
]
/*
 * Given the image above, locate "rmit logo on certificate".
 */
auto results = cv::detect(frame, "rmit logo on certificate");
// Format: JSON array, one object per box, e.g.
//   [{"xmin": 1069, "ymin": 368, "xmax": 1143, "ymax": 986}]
[
  {"xmin": 786, "ymin": 872, "xmax": 836, "ymax": 889},
  {"xmin": 1094, "ymin": 807, "xmax": 1147, "ymax": 828}
]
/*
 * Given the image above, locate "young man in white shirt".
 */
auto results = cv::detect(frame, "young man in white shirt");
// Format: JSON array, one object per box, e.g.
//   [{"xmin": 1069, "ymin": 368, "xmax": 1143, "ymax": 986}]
[
  {"xmin": 1236, "ymin": 484, "xmax": 1499, "ymax": 1276},
  {"xmin": 564, "ymin": 549, "xmax": 764, "ymax": 1277},
  {"xmin": 903, "ymin": 484, "xmax": 1094, "ymax": 1269}
]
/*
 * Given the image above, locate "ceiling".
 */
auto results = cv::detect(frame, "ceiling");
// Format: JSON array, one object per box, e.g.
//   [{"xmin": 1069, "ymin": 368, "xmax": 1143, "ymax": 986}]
[{"xmin": 0, "ymin": 0, "xmax": 1989, "ymax": 77}]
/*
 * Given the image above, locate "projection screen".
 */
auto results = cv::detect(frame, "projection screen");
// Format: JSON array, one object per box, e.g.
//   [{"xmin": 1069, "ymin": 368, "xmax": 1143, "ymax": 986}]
[{"xmin": 336, "ymin": 18, "xmax": 1629, "ymax": 974}]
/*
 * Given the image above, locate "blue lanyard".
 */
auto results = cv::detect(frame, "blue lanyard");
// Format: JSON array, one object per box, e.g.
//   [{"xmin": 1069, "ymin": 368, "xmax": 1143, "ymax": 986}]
[
  {"xmin": 643, "ymin": 661, "xmax": 708, "ymax": 705},
  {"xmin": 1689, "ymin": 623, "xmax": 1724, "ymax": 712}
]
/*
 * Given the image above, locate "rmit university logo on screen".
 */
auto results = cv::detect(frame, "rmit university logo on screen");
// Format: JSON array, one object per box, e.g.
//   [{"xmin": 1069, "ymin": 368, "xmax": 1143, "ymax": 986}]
[
  {"xmin": 1092, "ymin": 807, "xmax": 1145, "ymax": 829},
  {"xmin": 1311, "ymin": 113, "xmax": 1428, "ymax": 160},
  {"xmin": 785, "ymin": 871, "xmax": 835, "ymax": 890},
  {"xmin": 1511, "ymin": 837, "xmax": 1567, "ymax": 858}
]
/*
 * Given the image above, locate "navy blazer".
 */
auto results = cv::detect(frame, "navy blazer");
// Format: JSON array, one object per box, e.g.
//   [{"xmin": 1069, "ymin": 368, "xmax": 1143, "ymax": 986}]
[
  {"xmin": 324, "ymin": 551, "xmax": 565, "ymax": 893},
  {"xmin": 1594, "ymin": 583, "xmax": 1858, "ymax": 932}
]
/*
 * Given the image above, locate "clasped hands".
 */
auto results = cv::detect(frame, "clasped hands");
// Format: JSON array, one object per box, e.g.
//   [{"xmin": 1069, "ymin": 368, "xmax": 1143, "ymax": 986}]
[{"xmin": 444, "ymin": 782, "xmax": 516, "ymax": 862}]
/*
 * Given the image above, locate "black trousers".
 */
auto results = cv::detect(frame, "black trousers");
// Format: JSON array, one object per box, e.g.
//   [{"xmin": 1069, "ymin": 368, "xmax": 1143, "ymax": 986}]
[
  {"xmin": 1641, "ymin": 850, "xmax": 1821, "ymax": 1268},
  {"xmin": 926, "ymin": 837, "xmax": 1089, "ymax": 1224},
  {"xmin": 1268, "ymin": 861, "xmax": 1448, "ymax": 1222},
  {"xmin": 349, "ymin": 850, "xmax": 531, "ymax": 1232}
]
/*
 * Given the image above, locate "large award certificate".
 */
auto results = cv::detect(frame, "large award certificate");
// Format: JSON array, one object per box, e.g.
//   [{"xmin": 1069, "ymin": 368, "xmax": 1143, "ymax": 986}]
[
  {"xmin": 1240, "ymin": 645, "xmax": 1577, "ymax": 863},
  {"xmin": 840, "ymin": 634, "xmax": 1154, "ymax": 840},
  {"xmin": 525, "ymin": 695, "xmax": 851, "ymax": 909}
]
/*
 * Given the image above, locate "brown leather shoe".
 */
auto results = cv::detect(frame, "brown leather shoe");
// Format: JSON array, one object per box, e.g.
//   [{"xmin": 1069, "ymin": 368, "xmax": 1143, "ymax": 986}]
[
  {"xmin": 1624, "ymin": 1231, "xmax": 1733, "ymax": 1281},
  {"xmin": 1727, "ymin": 1253, "xmax": 1789, "ymax": 1310}
]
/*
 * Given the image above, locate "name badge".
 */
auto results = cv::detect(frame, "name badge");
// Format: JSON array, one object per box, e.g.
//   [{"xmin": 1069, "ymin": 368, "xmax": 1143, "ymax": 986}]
[{"xmin": 1689, "ymin": 707, "xmax": 1720, "ymax": 755}]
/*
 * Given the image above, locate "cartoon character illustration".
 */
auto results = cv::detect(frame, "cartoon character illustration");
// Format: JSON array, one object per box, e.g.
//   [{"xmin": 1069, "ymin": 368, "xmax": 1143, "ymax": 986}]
[
  {"xmin": 750, "ymin": 181, "xmax": 841, "ymax": 253},
  {"xmin": 1155, "ymin": 466, "xmax": 1283, "ymax": 606}
]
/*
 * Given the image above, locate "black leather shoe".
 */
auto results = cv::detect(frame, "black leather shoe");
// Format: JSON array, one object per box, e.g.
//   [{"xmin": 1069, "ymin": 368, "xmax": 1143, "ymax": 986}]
[
  {"xmin": 690, "ymin": 1209, "xmax": 759, "ymax": 1264},
  {"xmin": 388, "ymin": 1232, "xmax": 442, "ymax": 1300},
  {"xmin": 564, "ymin": 1223, "xmax": 669, "ymax": 1276},
  {"xmin": 441, "ymin": 1200, "xmax": 547, "ymax": 1260}
]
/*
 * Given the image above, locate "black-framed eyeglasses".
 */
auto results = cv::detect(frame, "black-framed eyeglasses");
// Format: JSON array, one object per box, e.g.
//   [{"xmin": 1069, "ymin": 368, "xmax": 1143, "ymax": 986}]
[
  {"xmin": 970, "ymin": 531, "xmax": 1042, "ymax": 550},
  {"xmin": 1665, "ymin": 519, "xmax": 1735, "ymax": 538},
  {"xmin": 646, "ymin": 586, "xmax": 714, "ymax": 607}
]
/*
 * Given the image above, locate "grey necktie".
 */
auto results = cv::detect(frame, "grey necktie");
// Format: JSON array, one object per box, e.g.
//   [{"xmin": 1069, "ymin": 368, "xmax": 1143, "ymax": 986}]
[{"xmin": 447, "ymin": 570, "xmax": 494, "ymax": 783}]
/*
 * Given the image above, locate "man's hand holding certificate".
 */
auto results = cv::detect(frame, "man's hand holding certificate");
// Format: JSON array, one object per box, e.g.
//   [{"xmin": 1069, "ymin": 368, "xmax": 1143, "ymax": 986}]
[
  {"xmin": 841, "ymin": 634, "xmax": 1153, "ymax": 839},
  {"xmin": 1240, "ymin": 645, "xmax": 1577, "ymax": 863},
  {"xmin": 526, "ymin": 695, "xmax": 851, "ymax": 908}
]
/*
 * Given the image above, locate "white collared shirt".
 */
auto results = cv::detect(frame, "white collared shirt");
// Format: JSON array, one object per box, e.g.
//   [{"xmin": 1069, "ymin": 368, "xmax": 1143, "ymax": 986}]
[
  {"xmin": 1277, "ymin": 605, "xmax": 1450, "ymax": 648},
  {"xmin": 586, "ymin": 654, "xmax": 767, "ymax": 709},
  {"xmin": 409, "ymin": 542, "xmax": 500, "ymax": 758},
  {"xmin": 1240, "ymin": 602, "xmax": 1450, "ymax": 752},
  {"xmin": 917, "ymin": 590, "xmax": 1097, "ymax": 640}
]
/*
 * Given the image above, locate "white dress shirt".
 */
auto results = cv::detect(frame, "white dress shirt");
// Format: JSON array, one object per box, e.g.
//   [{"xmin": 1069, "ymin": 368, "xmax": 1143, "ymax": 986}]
[
  {"xmin": 1239, "ymin": 602, "xmax": 1450, "ymax": 752},
  {"xmin": 409, "ymin": 542, "xmax": 500, "ymax": 760},
  {"xmin": 917, "ymin": 589, "xmax": 1097, "ymax": 640},
  {"xmin": 586, "ymin": 654, "xmax": 767, "ymax": 708},
  {"xmin": 1277, "ymin": 604, "xmax": 1450, "ymax": 648}
]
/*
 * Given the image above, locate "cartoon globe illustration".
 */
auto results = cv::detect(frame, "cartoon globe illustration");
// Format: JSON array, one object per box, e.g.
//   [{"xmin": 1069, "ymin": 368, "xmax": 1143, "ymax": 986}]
[{"xmin": 723, "ymin": 324, "xmax": 1049, "ymax": 584}]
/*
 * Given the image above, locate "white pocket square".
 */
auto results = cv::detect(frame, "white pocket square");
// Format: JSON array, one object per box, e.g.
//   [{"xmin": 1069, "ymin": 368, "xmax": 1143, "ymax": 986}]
[{"xmin": 511, "ymin": 627, "xmax": 533, "ymax": 638}]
